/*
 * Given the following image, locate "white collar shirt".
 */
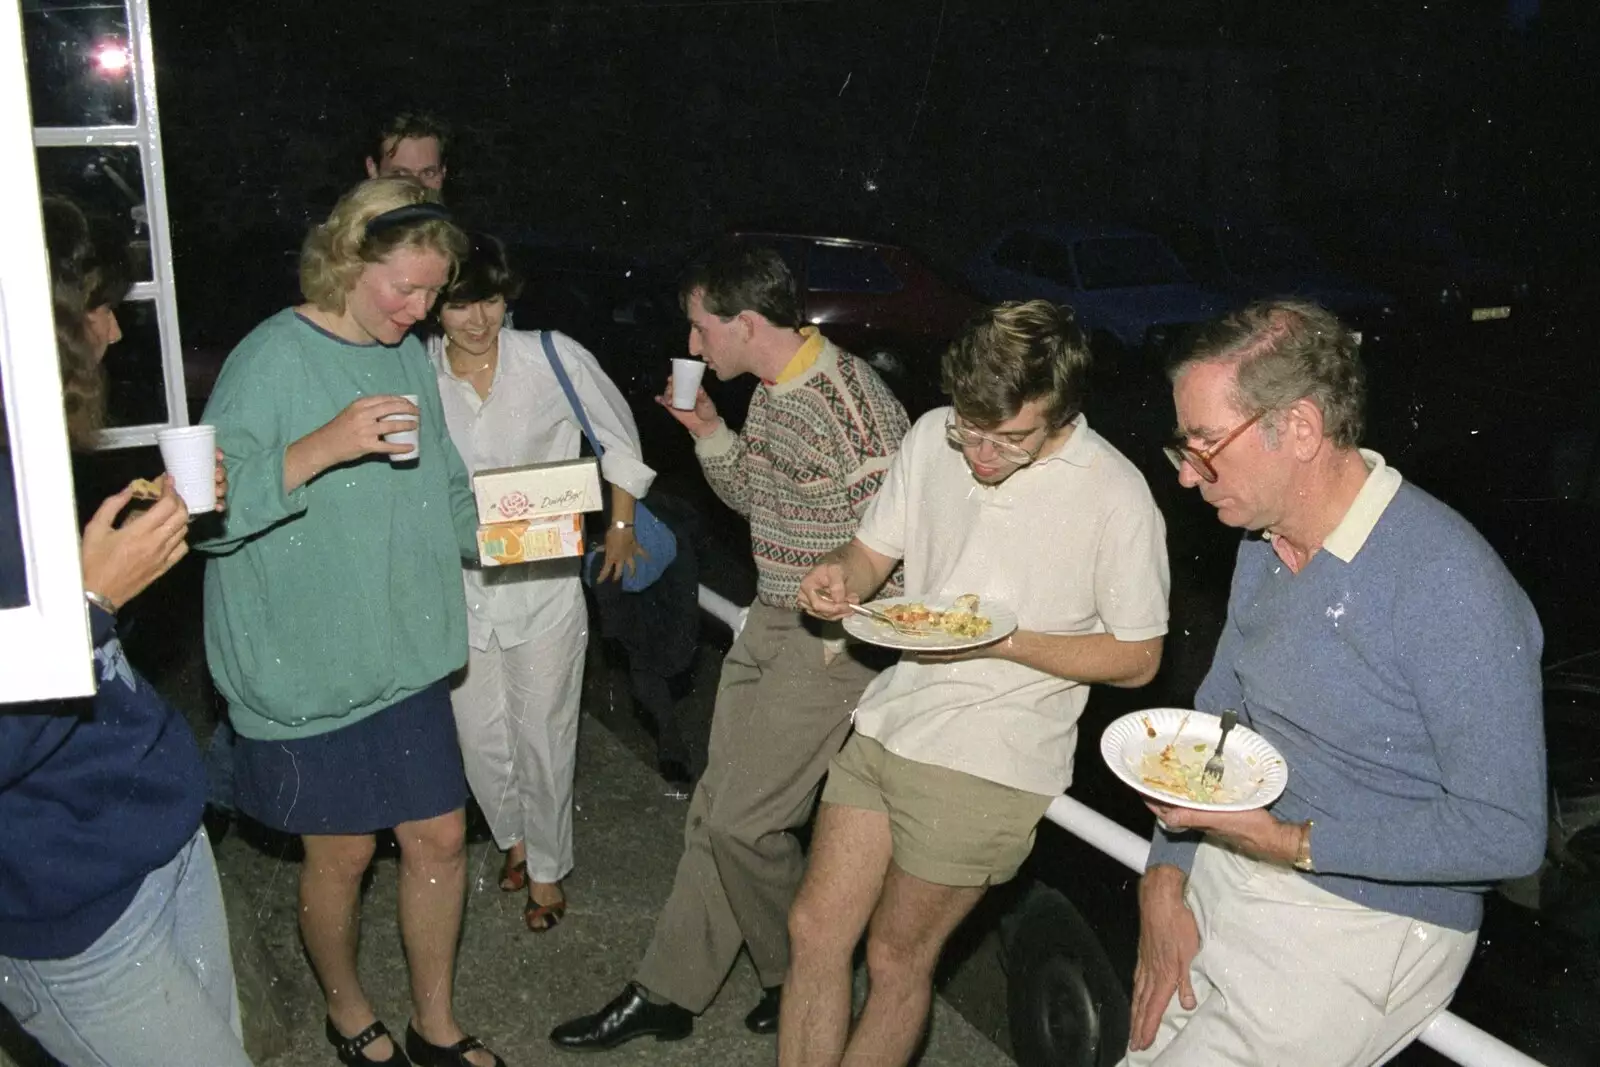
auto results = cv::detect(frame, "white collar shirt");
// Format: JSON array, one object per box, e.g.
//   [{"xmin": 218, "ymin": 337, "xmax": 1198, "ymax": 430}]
[
  {"xmin": 850, "ymin": 408, "xmax": 1170, "ymax": 795},
  {"xmin": 430, "ymin": 328, "xmax": 655, "ymax": 650}
]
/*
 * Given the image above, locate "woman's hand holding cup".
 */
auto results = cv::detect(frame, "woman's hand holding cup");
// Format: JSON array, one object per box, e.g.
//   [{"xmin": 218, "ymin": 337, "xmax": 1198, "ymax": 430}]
[{"xmin": 315, "ymin": 395, "xmax": 420, "ymax": 465}]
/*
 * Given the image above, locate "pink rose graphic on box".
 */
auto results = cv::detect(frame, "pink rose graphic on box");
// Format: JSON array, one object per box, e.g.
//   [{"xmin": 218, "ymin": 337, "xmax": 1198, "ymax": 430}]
[{"xmin": 498, "ymin": 491, "xmax": 531, "ymax": 518}]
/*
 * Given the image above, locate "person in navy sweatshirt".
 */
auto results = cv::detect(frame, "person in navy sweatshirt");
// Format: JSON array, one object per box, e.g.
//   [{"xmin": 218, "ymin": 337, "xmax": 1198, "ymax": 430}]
[
  {"xmin": 0, "ymin": 197, "xmax": 249, "ymax": 1067},
  {"xmin": 1121, "ymin": 299, "xmax": 1547, "ymax": 1067}
]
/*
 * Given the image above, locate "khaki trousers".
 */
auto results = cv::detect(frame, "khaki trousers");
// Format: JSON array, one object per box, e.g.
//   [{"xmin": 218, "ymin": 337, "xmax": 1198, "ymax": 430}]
[
  {"xmin": 634, "ymin": 601, "xmax": 884, "ymax": 1012},
  {"xmin": 1121, "ymin": 842, "xmax": 1477, "ymax": 1067}
]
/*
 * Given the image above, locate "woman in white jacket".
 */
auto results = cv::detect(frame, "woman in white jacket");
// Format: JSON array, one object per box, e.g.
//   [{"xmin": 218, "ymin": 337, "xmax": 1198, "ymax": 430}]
[{"xmin": 429, "ymin": 234, "xmax": 655, "ymax": 931}]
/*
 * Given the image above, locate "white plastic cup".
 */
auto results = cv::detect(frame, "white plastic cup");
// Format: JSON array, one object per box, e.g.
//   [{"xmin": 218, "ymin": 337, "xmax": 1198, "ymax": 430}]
[
  {"xmin": 381, "ymin": 394, "xmax": 420, "ymax": 463},
  {"xmin": 670, "ymin": 359, "xmax": 707, "ymax": 410},
  {"xmin": 156, "ymin": 424, "xmax": 217, "ymax": 515}
]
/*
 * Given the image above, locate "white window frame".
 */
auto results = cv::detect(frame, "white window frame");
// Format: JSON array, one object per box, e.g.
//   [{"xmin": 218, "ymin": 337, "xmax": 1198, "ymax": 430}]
[
  {"xmin": 0, "ymin": 0, "xmax": 95, "ymax": 701},
  {"xmin": 32, "ymin": 0, "xmax": 188, "ymax": 449}
]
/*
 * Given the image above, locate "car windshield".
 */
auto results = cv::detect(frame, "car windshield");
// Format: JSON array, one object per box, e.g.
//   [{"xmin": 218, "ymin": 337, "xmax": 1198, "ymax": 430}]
[
  {"xmin": 1219, "ymin": 222, "xmax": 1325, "ymax": 274},
  {"xmin": 1074, "ymin": 236, "xmax": 1191, "ymax": 289}
]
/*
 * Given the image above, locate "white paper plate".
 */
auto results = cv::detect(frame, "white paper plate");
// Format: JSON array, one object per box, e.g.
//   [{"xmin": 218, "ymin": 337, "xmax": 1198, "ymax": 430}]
[
  {"xmin": 1100, "ymin": 708, "xmax": 1288, "ymax": 812},
  {"xmin": 841, "ymin": 596, "xmax": 1017, "ymax": 652}
]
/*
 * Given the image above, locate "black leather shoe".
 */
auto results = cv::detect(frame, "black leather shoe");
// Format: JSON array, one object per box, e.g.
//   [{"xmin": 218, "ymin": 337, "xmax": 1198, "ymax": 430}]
[
  {"xmin": 325, "ymin": 1017, "xmax": 411, "ymax": 1066},
  {"xmin": 744, "ymin": 985, "xmax": 782, "ymax": 1035},
  {"xmin": 549, "ymin": 983, "xmax": 693, "ymax": 1051}
]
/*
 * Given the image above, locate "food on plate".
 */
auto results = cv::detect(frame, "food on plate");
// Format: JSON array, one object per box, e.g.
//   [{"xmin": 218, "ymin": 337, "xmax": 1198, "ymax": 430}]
[
  {"xmin": 1137, "ymin": 735, "xmax": 1265, "ymax": 806},
  {"xmin": 877, "ymin": 596, "xmax": 992, "ymax": 639},
  {"xmin": 1139, "ymin": 740, "xmax": 1232, "ymax": 804},
  {"xmin": 127, "ymin": 477, "xmax": 164, "ymax": 500}
]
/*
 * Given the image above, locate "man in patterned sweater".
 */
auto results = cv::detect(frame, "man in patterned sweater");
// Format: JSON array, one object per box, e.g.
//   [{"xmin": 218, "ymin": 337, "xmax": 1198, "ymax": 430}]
[{"xmin": 551, "ymin": 241, "xmax": 910, "ymax": 1051}]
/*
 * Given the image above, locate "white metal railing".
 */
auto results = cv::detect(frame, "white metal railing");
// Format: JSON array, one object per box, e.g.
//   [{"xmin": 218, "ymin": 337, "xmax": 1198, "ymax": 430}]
[{"xmin": 694, "ymin": 586, "xmax": 1550, "ymax": 1067}]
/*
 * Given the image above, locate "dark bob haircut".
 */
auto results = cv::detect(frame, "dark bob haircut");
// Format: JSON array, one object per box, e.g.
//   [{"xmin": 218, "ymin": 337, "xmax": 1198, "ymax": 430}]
[{"xmin": 440, "ymin": 232, "xmax": 524, "ymax": 307}]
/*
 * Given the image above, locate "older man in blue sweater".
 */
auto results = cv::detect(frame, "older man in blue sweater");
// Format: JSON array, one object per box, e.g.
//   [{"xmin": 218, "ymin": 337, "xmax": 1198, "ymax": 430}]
[{"xmin": 1121, "ymin": 300, "xmax": 1547, "ymax": 1067}]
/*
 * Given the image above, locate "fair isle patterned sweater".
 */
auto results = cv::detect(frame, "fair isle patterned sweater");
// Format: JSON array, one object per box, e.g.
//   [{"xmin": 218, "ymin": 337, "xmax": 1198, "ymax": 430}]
[{"xmin": 695, "ymin": 338, "xmax": 910, "ymax": 608}]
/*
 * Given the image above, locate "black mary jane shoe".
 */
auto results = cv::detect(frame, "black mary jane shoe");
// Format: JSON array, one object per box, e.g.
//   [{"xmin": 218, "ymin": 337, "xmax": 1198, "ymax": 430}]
[
  {"xmin": 744, "ymin": 984, "xmax": 782, "ymax": 1035},
  {"xmin": 325, "ymin": 1017, "xmax": 411, "ymax": 1066},
  {"xmin": 404, "ymin": 1023, "xmax": 507, "ymax": 1067},
  {"xmin": 548, "ymin": 982, "xmax": 694, "ymax": 1050}
]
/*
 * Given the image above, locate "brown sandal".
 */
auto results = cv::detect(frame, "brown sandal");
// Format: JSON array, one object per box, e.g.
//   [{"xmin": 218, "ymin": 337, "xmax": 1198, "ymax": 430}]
[
  {"xmin": 498, "ymin": 857, "xmax": 527, "ymax": 893},
  {"xmin": 523, "ymin": 895, "xmax": 567, "ymax": 932}
]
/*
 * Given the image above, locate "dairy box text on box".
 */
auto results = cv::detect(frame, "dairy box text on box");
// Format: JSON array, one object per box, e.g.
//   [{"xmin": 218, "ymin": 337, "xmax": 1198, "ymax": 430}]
[{"xmin": 472, "ymin": 457, "xmax": 603, "ymax": 524}]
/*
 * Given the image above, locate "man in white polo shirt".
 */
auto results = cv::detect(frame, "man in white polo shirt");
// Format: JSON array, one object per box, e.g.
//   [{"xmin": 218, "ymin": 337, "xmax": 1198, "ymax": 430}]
[{"xmin": 780, "ymin": 299, "xmax": 1171, "ymax": 1067}]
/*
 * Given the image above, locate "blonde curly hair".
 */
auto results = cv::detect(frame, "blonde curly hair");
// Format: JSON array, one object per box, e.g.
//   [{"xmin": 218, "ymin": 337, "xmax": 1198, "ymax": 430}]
[{"xmin": 299, "ymin": 177, "xmax": 467, "ymax": 312}]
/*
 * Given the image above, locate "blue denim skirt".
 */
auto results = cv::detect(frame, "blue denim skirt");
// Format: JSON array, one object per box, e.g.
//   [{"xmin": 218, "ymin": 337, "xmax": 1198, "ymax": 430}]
[{"xmin": 233, "ymin": 680, "xmax": 467, "ymax": 835}]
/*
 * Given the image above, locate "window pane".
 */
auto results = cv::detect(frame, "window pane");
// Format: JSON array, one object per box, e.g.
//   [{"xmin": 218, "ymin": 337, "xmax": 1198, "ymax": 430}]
[
  {"xmin": 22, "ymin": 1, "xmax": 135, "ymax": 128},
  {"xmin": 1030, "ymin": 238, "xmax": 1079, "ymax": 287},
  {"xmin": 34, "ymin": 145, "xmax": 151, "ymax": 282},
  {"xmin": 0, "ymin": 413, "xmax": 28, "ymax": 609},
  {"xmin": 807, "ymin": 243, "xmax": 903, "ymax": 294},
  {"xmin": 101, "ymin": 298, "xmax": 168, "ymax": 428}
]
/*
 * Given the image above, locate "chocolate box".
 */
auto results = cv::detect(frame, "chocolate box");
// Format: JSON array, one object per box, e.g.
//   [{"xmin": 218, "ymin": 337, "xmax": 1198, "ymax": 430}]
[
  {"xmin": 471, "ymin": 457, "xmax": 603, "ymax": 524},
  {"xmin": 476, "ymin": 513, "xmax": 585, "ymax": 567}
]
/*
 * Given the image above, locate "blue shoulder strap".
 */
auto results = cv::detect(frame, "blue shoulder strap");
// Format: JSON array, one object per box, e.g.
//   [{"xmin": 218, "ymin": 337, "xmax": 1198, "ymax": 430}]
[{"xmin": 539, "ymin": 331, "xmax": 604, "ymax": 459}]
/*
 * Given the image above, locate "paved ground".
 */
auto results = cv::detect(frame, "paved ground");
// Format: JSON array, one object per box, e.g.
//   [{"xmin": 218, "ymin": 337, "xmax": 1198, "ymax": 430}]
[{"xmin": 217, "ymin": 705, "xmax": 1014, "ymax": 1067}]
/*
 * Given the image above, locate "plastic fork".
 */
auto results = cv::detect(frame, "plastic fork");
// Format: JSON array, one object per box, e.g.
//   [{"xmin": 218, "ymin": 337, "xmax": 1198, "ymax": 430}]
[
  {"xmin": 816, "ymin": 590, "xmax": 922, "ymax": 637},
  {"xmin": 1203, "ymin": 709, "xmax": 1239, "ymax": 786}
]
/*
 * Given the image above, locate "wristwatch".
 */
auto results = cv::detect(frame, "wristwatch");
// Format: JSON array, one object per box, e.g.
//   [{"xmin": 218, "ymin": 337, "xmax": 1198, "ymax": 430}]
[
  {"xmin": 84, "ymin": 589, "xmax": 118, "ymax": 616},
  {"xmin": 1292, "ymin": 820, "xmax": 1316, "ymax": 872},
  {"xmin": 611, "ymin": 520, "xmax": 635, "ymax": 530}
]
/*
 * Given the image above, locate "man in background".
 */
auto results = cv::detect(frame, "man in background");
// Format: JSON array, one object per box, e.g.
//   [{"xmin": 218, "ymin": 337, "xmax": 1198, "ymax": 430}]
[{"xmin": 365, "ymin": 111, "xmax": 449, "ymax": 191}]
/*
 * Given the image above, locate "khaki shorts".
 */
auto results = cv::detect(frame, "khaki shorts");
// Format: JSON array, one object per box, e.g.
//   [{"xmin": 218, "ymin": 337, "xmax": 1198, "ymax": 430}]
[{"xmin": 823, "ymin": 734, "xmax": 1054, "ymax": 887}]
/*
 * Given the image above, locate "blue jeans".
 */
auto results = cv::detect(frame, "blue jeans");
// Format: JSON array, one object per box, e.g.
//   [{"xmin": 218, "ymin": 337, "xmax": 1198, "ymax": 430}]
[{"xmin": 0, "ymin": 830, "xmax": 252, "ymax": 1067}]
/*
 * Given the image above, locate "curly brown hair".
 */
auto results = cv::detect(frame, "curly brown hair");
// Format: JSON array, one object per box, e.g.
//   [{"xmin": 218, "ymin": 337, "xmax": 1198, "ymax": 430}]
[
  {"xmin": 941, "ymin": 300, "xmax": 1091, "ymax": 430},
  {"xmin": 42, "ymin": 197, "xmax": 130, "ymax": 448}
]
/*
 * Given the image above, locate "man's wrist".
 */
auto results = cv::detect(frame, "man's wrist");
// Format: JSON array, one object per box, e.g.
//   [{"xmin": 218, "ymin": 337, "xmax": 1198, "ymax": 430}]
[
  {"xmin": 1140, "ymin": 863, "xmax": 1187, "ymax": 902},
  {"xmin": 689, "ymin": 417, "xmax": 723, "ymax": 440}
]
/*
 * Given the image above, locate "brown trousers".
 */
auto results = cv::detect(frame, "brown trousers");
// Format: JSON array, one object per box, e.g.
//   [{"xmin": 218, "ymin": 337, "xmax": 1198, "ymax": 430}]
[{"xmin": 634, "ymin": 601, "xmax": 885, "ymax": 1012}]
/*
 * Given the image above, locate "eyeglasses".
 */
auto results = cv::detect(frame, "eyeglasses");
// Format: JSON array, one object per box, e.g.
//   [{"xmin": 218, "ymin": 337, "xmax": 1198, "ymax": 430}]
[
  {"xmin": 387, "ymin": 165, "xmax": 445, "ymax": 184},
  {"xmin": 1163, "ymin": 411, "xmax": 1263, "ymax": 483},
  {"xmin": 945, "ymin": 416, "xmax": 1044, "ymax": 467}
]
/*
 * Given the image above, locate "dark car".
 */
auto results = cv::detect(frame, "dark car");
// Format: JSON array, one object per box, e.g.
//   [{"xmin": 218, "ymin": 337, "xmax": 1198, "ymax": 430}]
[
  {"xmin": 726, "ymin": 230, "xmax": 984, "ymax": 417},
  {"xmin": 1295, "ymin": 204, "xmax": 1531, "ymax": 338},
  {"xmin": 599, "ymin": 231, "xmax": 985, "ymax": 421},
  {"xmin": 1147, "ymin": 214, "xmax": 1400, "ymax": 348},
  {"xmin": 965, "ymin": 225, "xmax": 1231, "ymax": 395},
  {"xmin": 1000, "ymin": 349, "xmax": 1600, "ymax": 1067}
]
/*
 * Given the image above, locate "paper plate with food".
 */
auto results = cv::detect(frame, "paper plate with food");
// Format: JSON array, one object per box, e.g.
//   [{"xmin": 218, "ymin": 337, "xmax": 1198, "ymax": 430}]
[
  {"xmin": 841, "ymin": 593, "xmax": 1016, "ymax": 652},
  {"xmin": 1100, "ymin": 707, "xmax": 1287, "ymax": 812}
]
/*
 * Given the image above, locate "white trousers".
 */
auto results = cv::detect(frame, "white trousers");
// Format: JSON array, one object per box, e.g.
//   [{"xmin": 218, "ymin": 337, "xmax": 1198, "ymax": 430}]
[
  {"xmin": 1121, "ymin": 842, "xmax": 1477, "ymax": 1067},
  {"xmin": 449, "ymin": 611, "xmax": 587, "ymax": 883}
]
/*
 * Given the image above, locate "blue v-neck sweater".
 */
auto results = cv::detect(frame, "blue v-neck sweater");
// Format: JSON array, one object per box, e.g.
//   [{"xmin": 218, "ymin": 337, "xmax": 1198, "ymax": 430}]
[{"xmin": 1149, "ymin": 481, "xmax": 1546, "ymax": 932}]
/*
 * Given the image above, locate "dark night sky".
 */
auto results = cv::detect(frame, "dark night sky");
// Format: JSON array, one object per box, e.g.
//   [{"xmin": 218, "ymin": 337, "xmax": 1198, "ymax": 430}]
[{"xmin": 143, "ymin": 0, "xmax": 1597, "ymax": 339}]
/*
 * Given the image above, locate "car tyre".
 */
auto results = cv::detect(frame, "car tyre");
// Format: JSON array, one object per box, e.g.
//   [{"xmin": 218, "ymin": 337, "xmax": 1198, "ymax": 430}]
[{"xmin": 1005, "ymin": 884, "xmax": 1129, "ymax": 1067}]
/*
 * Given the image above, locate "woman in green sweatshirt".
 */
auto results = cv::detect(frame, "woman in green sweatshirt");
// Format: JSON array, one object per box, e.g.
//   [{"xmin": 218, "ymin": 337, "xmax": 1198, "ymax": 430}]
[{"xmin": 199, "ymin": 178, "xmax": 505, "ymax": 1067}]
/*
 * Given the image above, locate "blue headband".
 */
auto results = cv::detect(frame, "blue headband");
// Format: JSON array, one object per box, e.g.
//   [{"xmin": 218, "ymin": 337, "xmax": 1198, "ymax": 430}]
[{"xmin": 363, "ymin": 202, "xmax": 452, "ymax": 240}]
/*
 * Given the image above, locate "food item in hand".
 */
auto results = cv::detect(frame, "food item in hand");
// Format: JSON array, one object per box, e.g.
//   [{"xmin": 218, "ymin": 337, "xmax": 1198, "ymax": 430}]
[
  {"xmin": 127, "ymin": 477, "xmax": 164, "ymax": 500},
  {"xmin": 877, "ymin": 596, "xmax": 992, "ymax": 638}
]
